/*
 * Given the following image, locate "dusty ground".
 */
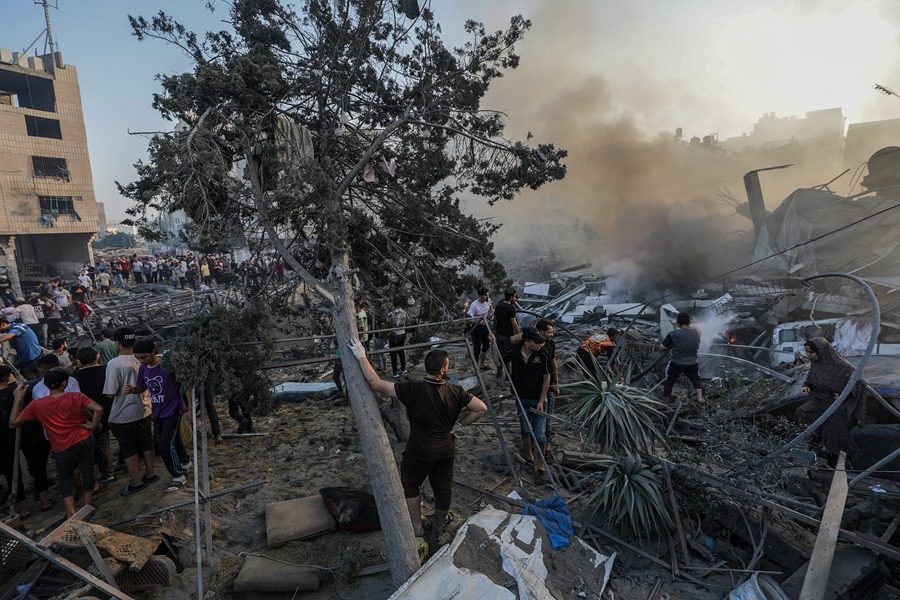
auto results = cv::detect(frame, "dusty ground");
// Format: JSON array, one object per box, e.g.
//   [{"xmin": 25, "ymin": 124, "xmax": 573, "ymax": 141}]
[{"xmin": 9, "ymin": 333, "xmax": 900, "ymax": 599}]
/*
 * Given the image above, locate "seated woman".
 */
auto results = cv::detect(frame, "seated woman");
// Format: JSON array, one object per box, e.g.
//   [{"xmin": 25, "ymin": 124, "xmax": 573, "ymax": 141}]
[{"xmin": 795, "ymin": 337, "xmax": 867, "ymax": 462}]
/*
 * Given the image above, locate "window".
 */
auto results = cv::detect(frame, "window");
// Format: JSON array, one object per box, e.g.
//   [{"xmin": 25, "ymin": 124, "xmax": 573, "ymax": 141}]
[
  {"xmin": 39, "ymin": 196, "xmax": 76, "ymax": 214},
  {"xmin": 32, "ymin": 156, "xmax": 68, "ymax": 180},
  {"xmin": 25, "ymin": 115, "xmax": 62, "ymax": 139},
  {"xmin": 0, "ymin": 69, "xmax": 56, "ymax": 112}
]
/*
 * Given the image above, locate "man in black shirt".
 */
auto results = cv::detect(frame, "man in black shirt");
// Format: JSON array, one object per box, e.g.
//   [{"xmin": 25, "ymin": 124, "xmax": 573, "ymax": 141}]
[
  {"xmin": 505, "ymin": 327, "xmax": 550, "ymax": 476},
  {"xmin": 74, "ymin": 346, "xmax": 114, "ymax": 483},
  {"xmin": 350, "ymin": 339, "xmax": 487, "ymax": 540},
  {"xmin": 493, "ymin": 289, "xmax": 520, "ymax": 377}
]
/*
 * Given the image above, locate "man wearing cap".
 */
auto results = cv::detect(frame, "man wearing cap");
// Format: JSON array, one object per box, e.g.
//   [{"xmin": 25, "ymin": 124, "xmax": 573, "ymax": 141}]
[
  {"xmin": 348, "ymin": 338, "xmax": 487, "ymax": 544},
  {"xmin": 505, "ymin": 327, "xmax": 550, "ymax": 477},
  {"xmin": 103, "ymin": 328, "xmax": 156, "ymax": 496},
  {"xmin": 0, "ymin": 319, "xmax": 43, "ymax": 379}
]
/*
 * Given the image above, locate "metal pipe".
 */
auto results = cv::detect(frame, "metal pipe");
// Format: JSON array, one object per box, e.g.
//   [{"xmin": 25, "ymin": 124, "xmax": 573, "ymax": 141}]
[
  {"xmin": 848, "ymin": 446, "xmax": 900, "ymax": 488},
  {"xmin": 483, "ymin": 319, "xmax": 559, "ymax": 491},
  {"xmin": 463, "ymin": 338, "xmax": 520, "ymax": 485},
  {"xmin": 200, "ymin": 383, "xmax": 214, "ymax": 564},
  {"xmin": 190, "ymin": 387, "xmax": 203, "ymax": 600},
  {"xmin": 749, "ymin": 273, "xmax": 880, "ymax": 469}
]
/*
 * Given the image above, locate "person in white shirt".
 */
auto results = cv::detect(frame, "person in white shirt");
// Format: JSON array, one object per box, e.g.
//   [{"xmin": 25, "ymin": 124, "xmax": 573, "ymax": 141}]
[{"xmin": 466, "ymin": 288, "xmax": 495, "ymax": 370}]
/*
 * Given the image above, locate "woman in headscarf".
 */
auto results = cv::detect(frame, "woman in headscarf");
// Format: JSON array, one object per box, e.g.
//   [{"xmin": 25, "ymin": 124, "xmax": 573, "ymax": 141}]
[{"xmin": 795, "ymin": 337, "xmax": 867, "ymax": 458}]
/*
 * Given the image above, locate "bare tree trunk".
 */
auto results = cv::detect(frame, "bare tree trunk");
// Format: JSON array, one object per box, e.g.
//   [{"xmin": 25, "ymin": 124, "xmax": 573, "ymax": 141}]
[{"xmin": 331, "ymin": 248, "xmax": 420, "ymax": 587}]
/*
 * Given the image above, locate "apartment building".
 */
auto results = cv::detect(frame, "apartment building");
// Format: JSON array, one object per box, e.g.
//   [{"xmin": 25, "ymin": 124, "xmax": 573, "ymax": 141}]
[{"xmin": 0, "ymin": 49, "xmax": 99, "ymax": 294}]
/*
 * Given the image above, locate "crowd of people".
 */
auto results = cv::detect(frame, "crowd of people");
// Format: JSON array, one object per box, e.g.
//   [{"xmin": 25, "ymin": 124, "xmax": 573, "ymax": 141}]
[{"xmin": 0, "ymin": 326, "xmax": 206, "ymax": 517}]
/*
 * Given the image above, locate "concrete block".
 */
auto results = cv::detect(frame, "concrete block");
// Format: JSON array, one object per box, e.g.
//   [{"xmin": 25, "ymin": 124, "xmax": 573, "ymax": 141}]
[{"xmin": 234, "ymin": 555, "xmax": 320, "ymax": 593}]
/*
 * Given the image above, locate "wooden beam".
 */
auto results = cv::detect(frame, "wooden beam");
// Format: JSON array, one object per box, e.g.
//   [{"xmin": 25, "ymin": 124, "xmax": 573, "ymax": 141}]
[
  {"xmin": 75, "ymin": 524, "xmax": 120, "ymax": 590},
  {"xmin": 800, "ymin": 452, "xmax": 848, "ymax": 600},
  {"xmin": 0, "ymin": 520, "xmax": 134, "ymax": 600}
]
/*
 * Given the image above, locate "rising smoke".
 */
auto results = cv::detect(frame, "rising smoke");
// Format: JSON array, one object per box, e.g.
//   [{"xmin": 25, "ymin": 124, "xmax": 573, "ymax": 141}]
[{"xmin": 457, "ymin": 0, "xmax": 899, "ymax": 300}]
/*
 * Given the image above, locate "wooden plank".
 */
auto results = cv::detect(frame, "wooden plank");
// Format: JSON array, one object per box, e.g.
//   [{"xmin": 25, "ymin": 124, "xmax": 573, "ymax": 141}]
[
  {"xmin": 0, "ymin": 520, "xmax": 134, "ymax": 600},
  {"xmin": 800, "ymin": 452, "xmax": 849, "ymax": 600},
  {"xmin": 75, "ymin": 524, "xmax": 120, "ymax": 590},
  {"xmin": 663, "ymin": 465, "xmax": 691, "ymax": 566}
]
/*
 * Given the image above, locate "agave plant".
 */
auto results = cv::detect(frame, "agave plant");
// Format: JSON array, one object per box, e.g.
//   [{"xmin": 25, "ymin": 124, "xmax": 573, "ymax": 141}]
[
  {"xmin": 561, "ymin": 366, "xmax": 664, "ymax": 454},
  {"xmin": 584, "ymin": 454, "xmax": 674, "ymax": 539}
]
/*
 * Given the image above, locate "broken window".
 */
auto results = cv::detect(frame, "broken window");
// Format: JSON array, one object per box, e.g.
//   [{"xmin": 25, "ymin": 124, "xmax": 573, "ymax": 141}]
[
  {"xmin": 32, "ymin": 156, "xmax": 68, "ymax": 180},
  {"xmin": 39, "ymin": 195, "xmax": 77, "ymax": 215},
  {"xmin": 0, "ymin": 69, "xmax": 56, "ymax": 112},
  {"xmin": 24, "ymin": 115, "xmax": 62, "ymax": 139}
]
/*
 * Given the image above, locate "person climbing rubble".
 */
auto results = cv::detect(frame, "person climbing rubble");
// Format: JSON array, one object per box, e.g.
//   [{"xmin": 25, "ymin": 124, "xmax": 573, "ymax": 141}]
[
  {"xmin": 661, "ymin": 312, "xmax": 703, "ymax": 403},
  {"xmin": 575, "ymin": 328, "xmax": 619, "ymax": 374},
  {"xmin": 348, "ymin": 338, "xmax": 487, "ymax": 549}
]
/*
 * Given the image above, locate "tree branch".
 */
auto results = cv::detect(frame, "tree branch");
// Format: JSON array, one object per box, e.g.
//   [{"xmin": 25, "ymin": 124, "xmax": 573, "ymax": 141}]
[
  {"xmin": 243, "ymin": 147, "xmax": 336, "ymax": 305},
  {"xmin": 334, "ymin": 100, "xmax": 415, "ymax": 201}
]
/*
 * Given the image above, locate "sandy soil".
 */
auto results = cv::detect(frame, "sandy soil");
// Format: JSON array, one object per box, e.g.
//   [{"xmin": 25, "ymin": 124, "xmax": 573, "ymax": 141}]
[{"xmin": 13, "ymin": 333, "xmax": 898, "ymax": 599}]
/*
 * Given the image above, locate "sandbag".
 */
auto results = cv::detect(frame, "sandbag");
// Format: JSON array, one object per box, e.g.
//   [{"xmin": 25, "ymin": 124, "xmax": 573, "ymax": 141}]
[
  {"xmin": 265, "ymin": 495, "xmax": 336, "ymax": 548},
  {"xmin": 234, "ymin": 555, "xmax": 320, "ymax": 593},
  {"xmin": 319, "ymin": 487, "xmax": 381, "ymax": 533}
]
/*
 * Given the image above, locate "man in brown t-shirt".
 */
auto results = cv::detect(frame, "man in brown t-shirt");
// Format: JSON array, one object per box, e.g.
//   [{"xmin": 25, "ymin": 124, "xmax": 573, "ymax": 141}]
[{"xmin": 349, "ymin": 339, "xmax": 487, "ymax": 538}]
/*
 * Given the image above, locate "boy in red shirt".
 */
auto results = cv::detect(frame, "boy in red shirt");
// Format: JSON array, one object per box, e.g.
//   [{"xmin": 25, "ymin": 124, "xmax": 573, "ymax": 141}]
[{"xmin": 10, "ymin": 368, "xmax": 103, "ymax": 516}]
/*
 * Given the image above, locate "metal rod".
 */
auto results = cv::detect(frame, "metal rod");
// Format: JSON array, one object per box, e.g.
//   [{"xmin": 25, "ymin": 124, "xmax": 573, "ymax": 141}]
[
  {"xmin": 849, "ymin": 446, "xmax": 900, "ymax": 488},
  {"xmin": 463, "ymin": 337, "xmax": 520, "ymax": 486},
  {"xmin": 190, "ymin": 387, "xmax": 203, "ymax": 600},
  {"xmin": 484, "ymin": 320, "xmax": 559, "ymax": 491},
  {"xmin": 200, "ymin": 384, "xmax": 214, "ymax": 564}
]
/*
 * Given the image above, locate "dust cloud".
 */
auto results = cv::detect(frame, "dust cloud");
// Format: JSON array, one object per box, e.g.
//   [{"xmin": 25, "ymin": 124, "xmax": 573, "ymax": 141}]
[{"xmin": 451, "ymin": 0, "xmax": 900, "ymax": 300}]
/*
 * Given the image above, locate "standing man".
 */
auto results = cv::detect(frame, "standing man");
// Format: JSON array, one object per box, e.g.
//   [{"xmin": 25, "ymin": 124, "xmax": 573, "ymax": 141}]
[
  {"xmin": 512, "ymin": 318, "xmax": 557, "ymax": 463},
  {"xmin": 74, "ymin": 346, "xmax": 115, "ymax": 484},
  {"xmin": 11, "ymin": 368, "xmax": 102, "ymax": 516},
  {"xmin": 103, "ymin": 328, "xmax": 156, "ymax": 496},
  {"xmin": 127, "ymin": 339, "xmax": 190, "ymax": 492},
  {"xmin": 349, "ymin": 339, "xmax": 487, "ymax": 541},
  {"xmin": 51, "ymin": 338, "xmax": 72, "ymax": 372},
  {"xmin": 493, "ymin": 289, "xmax": 520, "ymax": 376},
  {"xmin": 97, "ymin": 270, "xmax": 111, "ymax": 295},
  {"xmin": 466, "ymin": 288, "xmax": 494, "ymax": 371},
  {"xmin": 661, "ymin": 312, "xmax": 703, "ymax": 403},
  {"xmin": 386, "ymin": 298, "xmax": 409, "ymax": 379},
  {"xmin": 505, "ymin": 327, "xmax": 550, "ymax": 477},
  {"xmin": 95, "ymin": 329, "xmax": 117, "ymax": 366}
]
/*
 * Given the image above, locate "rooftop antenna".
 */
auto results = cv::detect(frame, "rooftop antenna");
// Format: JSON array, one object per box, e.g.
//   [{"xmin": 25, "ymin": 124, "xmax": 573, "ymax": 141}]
[{"xmin": 35, "ymin": 0, "xmax": 59, "ymax": 63}]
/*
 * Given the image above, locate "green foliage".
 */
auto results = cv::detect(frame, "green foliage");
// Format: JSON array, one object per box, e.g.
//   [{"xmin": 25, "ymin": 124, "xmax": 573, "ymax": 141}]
[
  {"xmin": 561, "ymin": 368, "xmax": 664, "ymax": 454},
  {"xmin": 163, "ymin": 302, "xmax": 274, "ymax": 413},
  {"xmin": 584, "ymin": 454, "xmax": 674, "ymax": 539},
  {"xmin": 119, "ymin": 0, "xmax": 567, "ymax": 316}
]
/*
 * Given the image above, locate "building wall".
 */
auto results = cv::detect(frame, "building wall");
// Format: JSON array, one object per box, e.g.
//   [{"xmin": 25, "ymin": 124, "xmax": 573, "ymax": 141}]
[{"xmin": 0, "ymin": 50, "xmax": 99, "ymax": 286}]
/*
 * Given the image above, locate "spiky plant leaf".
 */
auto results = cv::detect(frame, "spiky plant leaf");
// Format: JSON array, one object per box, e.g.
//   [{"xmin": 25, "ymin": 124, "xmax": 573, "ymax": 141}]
[
  {"xmin": 583, "ymin": 454, "xmax": 674, "ymax": 539},
  {"xmin": 561, "ymin": 367, "xmax": 664, "ymax": 454}
]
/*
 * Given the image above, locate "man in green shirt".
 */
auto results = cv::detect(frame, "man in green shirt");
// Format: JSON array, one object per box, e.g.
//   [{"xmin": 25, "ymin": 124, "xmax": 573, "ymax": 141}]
[{"xmin": 95, "ymin": 329, "xmax": 117, "ymax": 366}]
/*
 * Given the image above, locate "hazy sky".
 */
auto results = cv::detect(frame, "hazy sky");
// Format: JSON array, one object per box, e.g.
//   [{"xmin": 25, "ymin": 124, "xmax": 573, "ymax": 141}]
[{"xmin": 2, "ymin": 0, "xmax": 899, "ymax": 221}]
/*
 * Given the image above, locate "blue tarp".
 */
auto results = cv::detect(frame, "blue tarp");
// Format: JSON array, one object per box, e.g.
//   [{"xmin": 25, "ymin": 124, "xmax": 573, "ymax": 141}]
[{"xmin": 522, "ymin": 495, "xmax": 573, "ymax": 549}]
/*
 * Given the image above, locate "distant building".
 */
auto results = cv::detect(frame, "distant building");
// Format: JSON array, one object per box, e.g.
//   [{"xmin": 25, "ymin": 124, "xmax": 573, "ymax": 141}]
[
  {"xmin": 0, "ymin": 49, "xmax": 100, "ymax": 293},
  {"xmin": 844, "ymin": 118, "xmax": 900, "ymax": 172},
  {"xmin": 96, "ymin": 201, "xmax": 107, "ymax": 238}
]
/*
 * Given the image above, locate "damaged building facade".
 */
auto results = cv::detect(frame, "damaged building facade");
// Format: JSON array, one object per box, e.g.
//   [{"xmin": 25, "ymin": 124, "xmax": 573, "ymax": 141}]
[{"xmin": 0, "ymin": 49, "xmax": 100, "ymax": 294}]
